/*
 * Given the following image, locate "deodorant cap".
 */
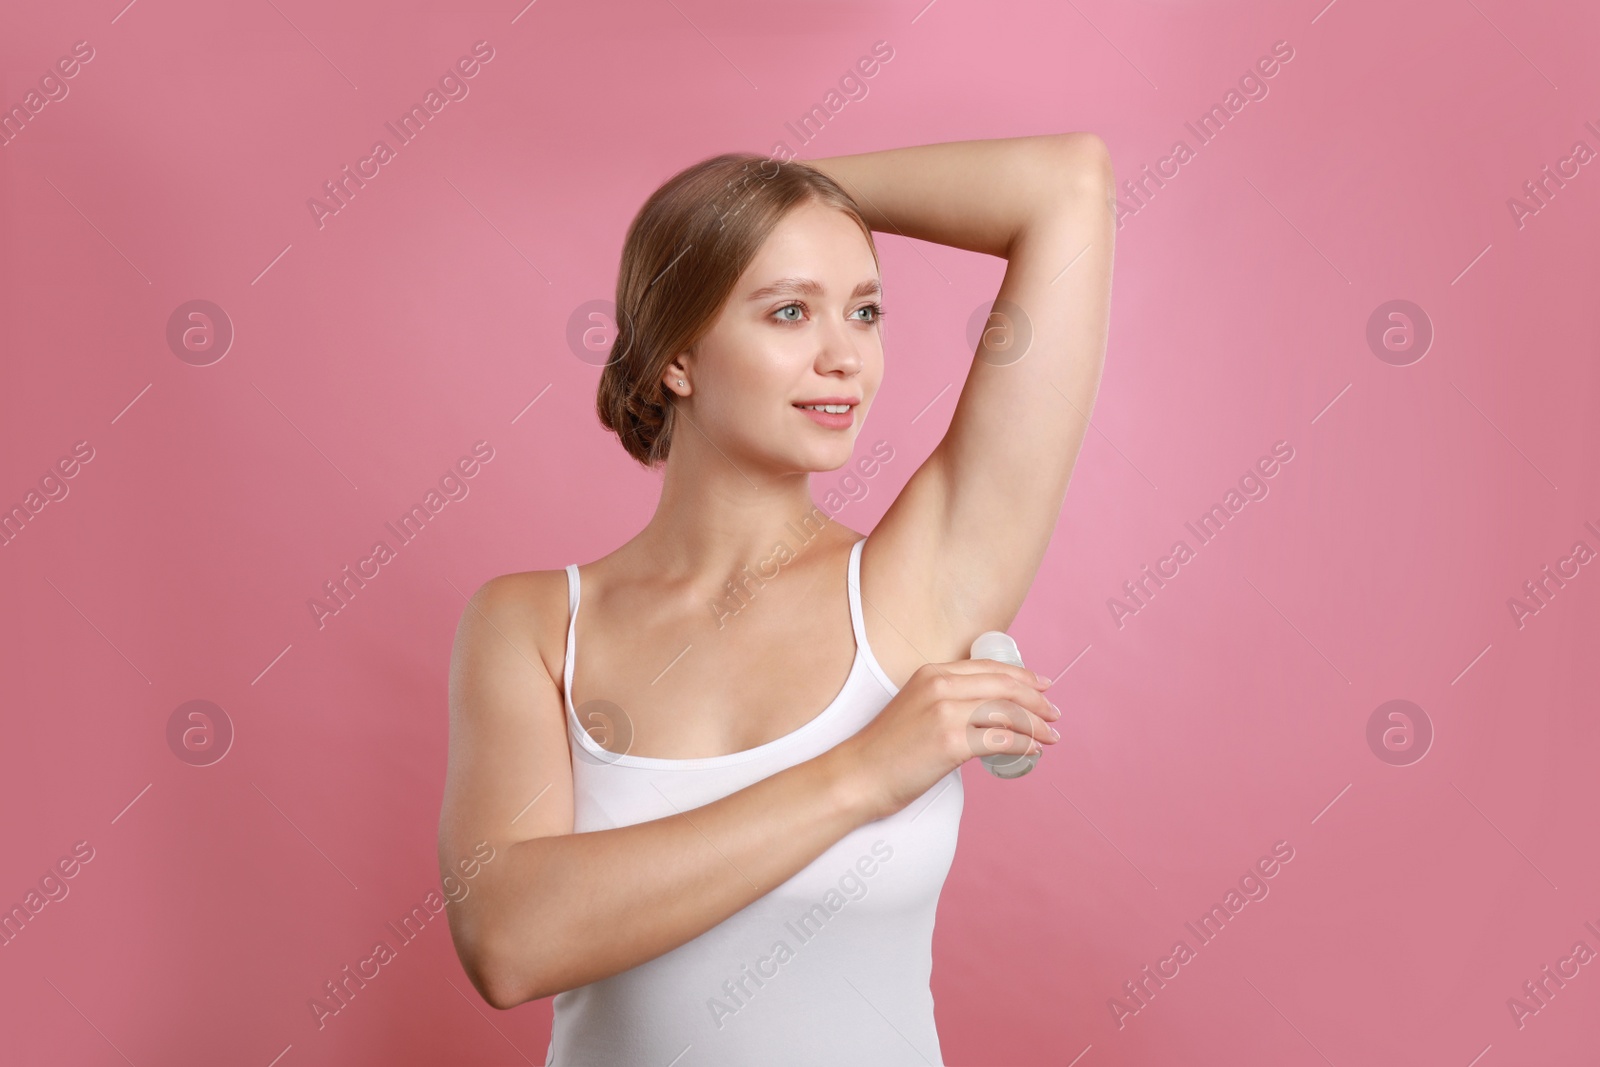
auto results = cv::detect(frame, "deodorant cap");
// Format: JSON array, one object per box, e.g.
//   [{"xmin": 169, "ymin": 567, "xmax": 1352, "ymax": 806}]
[
  {"xmin": 969, "ymin": 630, "xmax": 1039, "ymax": 778},
  {"xmin": 971, "ymin": 630, "xmax": 1023, "ymax": 668}
]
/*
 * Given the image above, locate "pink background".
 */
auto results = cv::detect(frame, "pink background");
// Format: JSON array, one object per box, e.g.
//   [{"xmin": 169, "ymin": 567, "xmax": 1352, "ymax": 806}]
[{"xmin": 3, "ymin": 0, "xmax": 1598, "ymax": 1063}]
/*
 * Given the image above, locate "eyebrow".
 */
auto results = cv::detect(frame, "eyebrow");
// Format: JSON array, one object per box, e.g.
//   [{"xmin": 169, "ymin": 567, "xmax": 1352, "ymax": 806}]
[{"xmin": 745, "ymin": 276, "xmax": 882, "ymax": 302}]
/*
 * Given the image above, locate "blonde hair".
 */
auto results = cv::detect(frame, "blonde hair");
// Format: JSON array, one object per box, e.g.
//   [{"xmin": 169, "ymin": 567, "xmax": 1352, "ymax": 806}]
[{"xmin": 596, "ymin": 152, "xmax": 877, "ymax": 468}]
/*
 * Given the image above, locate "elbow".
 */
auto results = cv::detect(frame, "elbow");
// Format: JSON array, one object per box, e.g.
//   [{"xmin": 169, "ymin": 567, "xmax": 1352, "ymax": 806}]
[
  {"xmin": 467, "ymin": 944, "xmax": 535, "ymax": 1010},
  {"xmin": 455, "ymin": 917, "xmax": 540, "ymax": 1010},
  {"xmin": 469, "ymin": 934, "xmax": 579, "ymax": 1008},
  {"xmin": 1046, "ymin": 132, "xmax": 1115, "ymax": 203},
  {"xmin": 449, "ymin": 852, "xmax": 572, "ymax": 1008},
  {"xmin": 476, "ymin": 956, "xmax": 522, "ymax": 1011}
]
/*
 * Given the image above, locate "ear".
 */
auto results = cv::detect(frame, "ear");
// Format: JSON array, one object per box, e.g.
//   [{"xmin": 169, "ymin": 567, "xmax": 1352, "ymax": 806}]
[{"xmin": 662, "ymin": 351, "xmax": 693, "ymax": 392}]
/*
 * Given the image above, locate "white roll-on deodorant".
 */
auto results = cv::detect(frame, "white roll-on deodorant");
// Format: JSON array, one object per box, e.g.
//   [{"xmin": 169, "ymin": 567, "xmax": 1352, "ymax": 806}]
[{"xmin": 970, "ymin": 630, "xmax": 1042, "ymax": 779}]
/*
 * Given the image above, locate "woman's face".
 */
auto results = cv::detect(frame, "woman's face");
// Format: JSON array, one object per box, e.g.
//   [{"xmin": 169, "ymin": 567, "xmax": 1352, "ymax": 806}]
[{"xmin": 673, "ymin": 199, "xmax": 884, "ymax": 475}]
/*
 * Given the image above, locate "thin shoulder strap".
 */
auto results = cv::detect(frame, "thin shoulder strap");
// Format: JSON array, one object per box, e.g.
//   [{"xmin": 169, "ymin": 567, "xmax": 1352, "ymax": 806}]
[
  {"xmin": 562, "ymin": 564, "xmax": 580, "ymax": 717},
  {"xmin": 846, "ymin": 538, "xmax": 869, "ymax": 652}
]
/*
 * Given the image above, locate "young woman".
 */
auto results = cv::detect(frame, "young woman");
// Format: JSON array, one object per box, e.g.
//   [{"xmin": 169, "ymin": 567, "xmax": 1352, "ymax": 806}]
[{"xmin": 439, "ymin": 133, "xmax": 1115, "ymax": 1065}]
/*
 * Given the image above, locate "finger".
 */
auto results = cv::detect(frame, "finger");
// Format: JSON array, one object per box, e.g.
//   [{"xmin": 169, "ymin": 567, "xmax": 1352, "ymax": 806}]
[
  {"xmin": 926, "ymin": 658, "xmax": 1052, "ymax": 690},
  {"xmin": 967, "ymin": 720, "xmax": 1047, "ymax": 759},
  {"xmin": 944, "ymin": 670, "xmax": 1061, "ymax": 723},
  {"xmin": 969, "ymin": 699, "xmax": 1060, "ymax": 745}
]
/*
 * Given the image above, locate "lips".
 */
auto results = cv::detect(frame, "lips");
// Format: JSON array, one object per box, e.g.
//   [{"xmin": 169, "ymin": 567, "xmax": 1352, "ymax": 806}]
[{"xmin": 794, "ymin": 402, "xmax": 856, "ymax": 430}]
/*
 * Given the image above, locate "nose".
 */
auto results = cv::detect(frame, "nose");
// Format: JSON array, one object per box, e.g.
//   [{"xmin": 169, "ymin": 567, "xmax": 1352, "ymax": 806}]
[{"xmin": 815, "ymin": 315, "xmax": 868, "ymax": 377}]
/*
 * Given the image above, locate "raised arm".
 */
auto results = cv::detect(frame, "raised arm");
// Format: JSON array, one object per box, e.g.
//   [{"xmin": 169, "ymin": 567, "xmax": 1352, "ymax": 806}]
[{"xmin": 807, "ymin": 135, "xmax": 1115, "ymax": 661}]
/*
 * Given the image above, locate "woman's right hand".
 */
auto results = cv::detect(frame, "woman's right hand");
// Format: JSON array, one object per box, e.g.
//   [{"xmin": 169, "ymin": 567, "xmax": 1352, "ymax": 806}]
[{"xmin": 831, "ymin": 658, "xmax": 1061, "ymax": 820}]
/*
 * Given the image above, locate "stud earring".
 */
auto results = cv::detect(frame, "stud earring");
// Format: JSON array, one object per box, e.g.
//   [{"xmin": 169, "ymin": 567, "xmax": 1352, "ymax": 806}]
[{"xmin": 678, "ymin": 379, "xmax": 686, "ymax": 388}]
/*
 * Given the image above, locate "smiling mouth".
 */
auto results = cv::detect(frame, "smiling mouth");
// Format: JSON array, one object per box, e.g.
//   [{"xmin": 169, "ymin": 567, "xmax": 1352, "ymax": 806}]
[{"xmin": 793, "ymin": 403, "xmax": 856, "ymax": 431}]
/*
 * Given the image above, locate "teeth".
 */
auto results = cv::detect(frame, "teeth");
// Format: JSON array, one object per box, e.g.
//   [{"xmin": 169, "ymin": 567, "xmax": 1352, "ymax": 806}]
[{"xmin": 799, "ymin": 404, "xmax": 851, "ymax": 413}]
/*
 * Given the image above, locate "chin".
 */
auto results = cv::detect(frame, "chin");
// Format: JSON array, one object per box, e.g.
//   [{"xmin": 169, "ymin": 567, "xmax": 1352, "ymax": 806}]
[
  {"xmin": 762, "ymin": 437, "xmax": 848, "ymax": 475},
  {"xmin": 803, "ymin": 441, "xmax": 858, "ymax": 473}
]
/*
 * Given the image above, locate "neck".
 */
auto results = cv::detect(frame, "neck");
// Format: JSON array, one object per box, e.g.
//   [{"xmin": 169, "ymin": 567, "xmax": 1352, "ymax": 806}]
[{"xmin": 616, "ymin": 434, "xmax": 850, "ymax": 597}]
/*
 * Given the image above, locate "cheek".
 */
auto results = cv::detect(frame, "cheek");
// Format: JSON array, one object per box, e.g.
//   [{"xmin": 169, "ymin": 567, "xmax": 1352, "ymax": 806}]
[{"xmin": 703, "ymin": 352, "xmax": 788, "ymax": 428}]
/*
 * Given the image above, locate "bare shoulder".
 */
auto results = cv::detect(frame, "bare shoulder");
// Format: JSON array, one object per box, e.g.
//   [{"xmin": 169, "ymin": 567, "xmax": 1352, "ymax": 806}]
[
  {"xmin": 453, "ymin": 566, "xmax": 571, "ymax": 688},
  {"xmin": 440, "ymin": 564, "xmax": 578, "ymax": 869}
]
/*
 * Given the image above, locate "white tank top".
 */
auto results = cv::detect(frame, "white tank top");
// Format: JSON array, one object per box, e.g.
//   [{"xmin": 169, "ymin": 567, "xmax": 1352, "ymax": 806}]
[{"xmin": 548, "ymin": 536, "xmax": 964, "ymax": 1066}]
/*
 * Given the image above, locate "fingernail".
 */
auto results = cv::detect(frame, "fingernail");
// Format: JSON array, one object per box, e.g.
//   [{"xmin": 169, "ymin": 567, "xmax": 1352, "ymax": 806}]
[
  {"xmin": 1047, "ymin": 724, "xmax": 1060, "ymax": 740},
  {"xmin": 1034, "ymin": 670, "xmax": 1051, "ymax": 686},
  {"xmin": 1047, "ymin": 699, "xmax": 1060, "ymax": 719}
]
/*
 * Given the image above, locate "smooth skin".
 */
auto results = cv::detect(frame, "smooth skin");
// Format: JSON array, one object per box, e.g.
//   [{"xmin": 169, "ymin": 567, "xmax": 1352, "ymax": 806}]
[{"xmin": 439, "ymin": 133, "xmax": 1115, "ymax": 1009}]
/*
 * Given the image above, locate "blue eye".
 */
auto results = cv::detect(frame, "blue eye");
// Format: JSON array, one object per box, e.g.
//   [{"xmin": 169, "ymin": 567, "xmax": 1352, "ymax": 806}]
[{"xmin": 772, "ymin": 301, "xmax": 886, "ymax": 324}]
